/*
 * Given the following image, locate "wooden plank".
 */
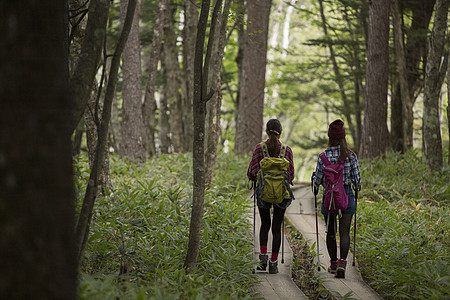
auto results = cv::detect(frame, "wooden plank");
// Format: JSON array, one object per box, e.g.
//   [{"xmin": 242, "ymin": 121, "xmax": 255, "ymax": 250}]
[
  {"xmin": 286, "ymin": 186, "xmax": 383, "ymax": 300},
  {"xmin": 251, "ymin": 201, "xmax": 308, "ymax": 299}
]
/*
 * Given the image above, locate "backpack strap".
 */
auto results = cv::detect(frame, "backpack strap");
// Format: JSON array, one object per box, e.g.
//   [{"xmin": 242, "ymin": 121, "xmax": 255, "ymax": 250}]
[
  {"xmin": 260, "ymin": 142, "xmax": 269, "ymax": 158},
  {"xmin": 279, "ymin": 144, "xmax": 286, "ymax": 158},
  {"xmin": 319, "ymin": 152, "xmax": 331, "ymax": 166}
]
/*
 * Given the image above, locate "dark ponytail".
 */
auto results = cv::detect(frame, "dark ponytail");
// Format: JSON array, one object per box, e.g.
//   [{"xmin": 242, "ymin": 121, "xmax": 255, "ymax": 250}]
[{"xmin": 266, "ymin": 119, "xmax": 283, "ymax": 157}]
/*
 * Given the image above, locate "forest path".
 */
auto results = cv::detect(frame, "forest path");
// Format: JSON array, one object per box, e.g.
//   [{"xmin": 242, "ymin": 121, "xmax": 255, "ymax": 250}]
[
  {"xmin": 285, "ymin": 184, "xmax": 383, "ymax": 299},
  {"xmin": 251, "ymin": 198, "xmax": 308, "ymax": 299}
]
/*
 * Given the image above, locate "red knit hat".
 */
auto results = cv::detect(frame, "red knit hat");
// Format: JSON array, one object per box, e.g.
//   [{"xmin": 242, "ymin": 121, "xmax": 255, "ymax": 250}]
[{"xmin": 328, "ymin": 119, "xmax": 346, "ymax": 139}]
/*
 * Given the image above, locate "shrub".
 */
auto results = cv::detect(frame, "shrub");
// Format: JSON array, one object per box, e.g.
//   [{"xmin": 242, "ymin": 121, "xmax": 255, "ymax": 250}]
[{"xmin": 75, "ymin": 152, "xmax": 256, "ymax": 299}]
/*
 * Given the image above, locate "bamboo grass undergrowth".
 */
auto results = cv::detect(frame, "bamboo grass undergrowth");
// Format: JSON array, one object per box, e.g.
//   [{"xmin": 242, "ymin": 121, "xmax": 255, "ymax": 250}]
[
  {"xmin": 74, "ymin": 152, "xmax": 256, "ymax": 299},
  {"xmin": 356, "ymin": 150, "xmax": 449, "ymax": 299}
]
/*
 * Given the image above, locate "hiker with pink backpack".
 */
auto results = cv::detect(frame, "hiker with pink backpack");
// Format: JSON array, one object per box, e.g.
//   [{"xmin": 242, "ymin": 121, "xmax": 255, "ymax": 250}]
[{"xmin": 312, "ymin": 119, "xmax": 361, "ymax": 279}]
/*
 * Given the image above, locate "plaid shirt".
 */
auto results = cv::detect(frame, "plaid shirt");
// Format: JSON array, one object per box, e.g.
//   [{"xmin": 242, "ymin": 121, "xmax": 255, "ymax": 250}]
[
  {"xmin": 247, "ymin": 140, "xmax": 294, "ymax": 182},
  {"xmin": 313, "ymin": 145, "xmax": 361, "ymax": 188}
]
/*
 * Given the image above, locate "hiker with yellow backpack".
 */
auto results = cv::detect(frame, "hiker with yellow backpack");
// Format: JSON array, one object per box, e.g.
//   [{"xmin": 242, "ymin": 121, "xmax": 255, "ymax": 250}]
[{"xmin": 247, "ymin": 119, "xmax": 295, "ymax": 274}]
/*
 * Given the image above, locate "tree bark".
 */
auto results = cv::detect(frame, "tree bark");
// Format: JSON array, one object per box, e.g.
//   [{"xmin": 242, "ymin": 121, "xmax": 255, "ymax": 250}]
[
  {"xmin": 68, "ymin": 0, "xmax": 89, "ymax": 163},
  {"xmin": 235, "ymin": 0, "xmax": 272, "ymax": 154},
  {"xmin": 318, "ymin": 0, "xmax": 356, "ymax": 145},
  {"xmin": 205, "ymin": 0, "xmax": 232, "ymax": 187},
  {"xmin": 120, "ymin": 0, "xmax": 146, "ymax": 162},
  {"xmin": 447, "ymin": 59, "xmax": 450, "ymax": 166},
  {"xmin": 68, "ymin": 0, "xmax": 89, "ymax": 74},
  {"xmin": 184, "ymin": 0, "xmax": 211, "ymax": 274},
  {"xmin": 72, "ymin": 120, "xmax": 85, "ymax": 156},
  {"xmin": 143, "ymin": 0, "xmax": 168, "ymax": 157},
  {"xmin": 392, "ymin": 0, "xmax": 413, "ymax": 151},
  {"xmin": 405, "ymin": 0, "xmax": 436, "ymax": 100},
  {"xmin": 75, "ymin": 0, "xmax": 137, "ymax": 263},
  {"xmin": 343, "ymin": 6, "xmax": 363, "ymax": 153},
  {"xmin": 162, "ymin": 1, "xmax": 183, "ymax": 153},
  {"xmin": 390, "ymin": 0, "xmax": 436, "ymax": 152},
  {"xmin": 84, "ymin": 83, "xmax": 112, "ymax": 195},
  {"xmin": 391, "ymin": 75, "xmax": 404, "ymax": 151},
  {"xmin": 359, "ymin": 0, "xmax": 390, "ymax": 158},
  {"xmin": 423, "ymin": 0, "xmax": 448, "ymax": 171},
  {"xmin": 159, "ymin": 60, "xmax": 172, "ymax": 154},
  {"xmin": 0, "ymin": 1, "xmax": 77, "ymax": 297},
  {"xmin": 70, "ymin": 0, "xmax": 110, "ymax": 133},
  {"xmin": 234, "ymin": 0, "xmax": 245, "ymax": 131},
  {"xmin": 181, "ymin": 0, "xmax": 198, "ymax": 153},
  {"xmin": 110, "ymin": 91, "xmax": 122, "ymax": 153}
]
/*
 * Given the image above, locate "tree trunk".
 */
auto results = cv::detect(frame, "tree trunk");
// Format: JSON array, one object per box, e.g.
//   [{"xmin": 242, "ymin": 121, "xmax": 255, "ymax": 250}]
[
  {"xmin": 184, "ymin": 0, "xmax": 211, "ymax": 273},
  {"xmin": 235, "ymin": 0, "xmax": 272, "ymax": 154},
  {"xmin": 318, "ymin": 0, "xmax": 356, "ymax": 144},
  {"xmin": 391, "ymin": 76, "xmax": 404, "ymax": 151},
  {"xmin": 163, "ymin": 1, "xmax": 183, "ymax": 153},
  {"xmin": 75, "ymin": 0, "xmax": 137, "ymax": 263},
  {"xmin": 234, "ymin": 0, "xmax": 245, "ymax": 130},
  {"xmin": 143, "ymin": 0, "xmax": 168, "ymax": 157},
  {"xmin": 159, "ymin": 60, "xmax": 172, "ymax": 154},
  {"xmin": 359, "ymin": 0, "xmax": 390, "ymax": 158},
  {"xmin": 392, "ymin": 0, "xmax": 413, "ymax": 151},
  {"xmin": 72, "ymin": 120, "xmax": 85, "ymax": 156},
  {"xmin": 110, "ymin": 91, "xmax": 122, "ymax": 153},
  {"xmin": 84, "ymin": 83, "xmax": 112, "ymax": 195},
  {"xmin": 389, "ymin": 0, "xmax": 435, "ymax": 152},
  {"xmin": 205, "ymin": 0, "xmax": 232, "ymax": 187},
  {"xmin": 447, "ymin": 59, "xmax": 450, "ymax": 166},
  {"xmin": 68, "ymin": 0, "xmax": 89, "ymax": 73},
  {"xmin": 405, "ymin": 0, "xmax": 436, "ymax": 101},
  {"xmin": 70, "ymin": 0, "xmax": 110, "ymax": 133},
  {"xmin": 181, "ymin": 0, "xmax": 198, "ymax": 153},
  {"xmin": 0, "ymin": 1, "xmax": 77, "ymax": 297},
  {"xmin": 423, "ymin": 0, "xmax": 448, "ymax": 171},
  {"xmin": 120, "ymin": 0, "xmax": 146, "ymax": 162},
  {"xmin": 343, "ymin": 6, "xmax": 363, "ymax": 153}
]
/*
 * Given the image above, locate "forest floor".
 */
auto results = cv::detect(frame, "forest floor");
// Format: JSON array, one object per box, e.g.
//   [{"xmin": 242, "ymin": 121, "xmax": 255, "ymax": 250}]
[{"xmin": 252, "ymin": 183, "xmax": 382, "ymax": 299}]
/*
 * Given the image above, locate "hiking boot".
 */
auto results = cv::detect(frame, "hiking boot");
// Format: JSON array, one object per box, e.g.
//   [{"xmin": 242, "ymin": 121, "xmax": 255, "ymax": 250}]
[
  {"xmin": 256, "ymin": 254, "xmax": 268, "ymax": 271},
  {"xmin": 335, "ymin": 259, "xmax": 347, "ymax": 278},
  {"xmin": 328, "ymin": 260, "xmax": 338, "ymax": 274},
  {"xmin": 269, "ymin": 260, "xmax": 279, "ymax": 274}
]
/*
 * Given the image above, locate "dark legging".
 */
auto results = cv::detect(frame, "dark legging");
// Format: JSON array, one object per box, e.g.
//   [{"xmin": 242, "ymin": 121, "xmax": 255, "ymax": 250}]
[
  {"xmin": 325, "ymin": 213, "xmax": 353, "ymax": 261},
  {"xmin": 259, "ymin": 205, "xmax": 286, "ymax": 254}
]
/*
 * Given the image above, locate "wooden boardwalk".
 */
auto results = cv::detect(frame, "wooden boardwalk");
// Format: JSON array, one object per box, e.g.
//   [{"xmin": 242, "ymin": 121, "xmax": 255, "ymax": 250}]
[
  {"xmin": 252, "ymin": 204, "xmax": 308, "ymax": 299},
  {"xmin": 251, "ymin": 184, "xmax": 382, "ymax": 299},
  {"xmin": 287, "ymin": 184, "xmax": 382, "ymax": 299}
]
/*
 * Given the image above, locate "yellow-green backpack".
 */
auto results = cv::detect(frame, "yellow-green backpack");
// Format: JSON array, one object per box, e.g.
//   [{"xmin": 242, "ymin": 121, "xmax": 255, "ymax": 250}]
[{"xmin": 256, "ymin": 142, "xmax": 291, "ymax": 204}]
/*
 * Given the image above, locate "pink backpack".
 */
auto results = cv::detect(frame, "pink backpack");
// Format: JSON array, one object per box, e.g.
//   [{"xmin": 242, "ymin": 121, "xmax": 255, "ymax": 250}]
[{"xmin": 319, "ymin": 152, "xmax": 348, "ymax": 214}]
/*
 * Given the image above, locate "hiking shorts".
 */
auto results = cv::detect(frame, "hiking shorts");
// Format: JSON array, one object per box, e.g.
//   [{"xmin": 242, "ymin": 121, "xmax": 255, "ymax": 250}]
[
  {"xmin": 321, "ymin": 184, "xmax": 356, "ymax": 216},
  {"xmin": 255, "ymin": 186, "xmax": 292, "ymax": 210}
]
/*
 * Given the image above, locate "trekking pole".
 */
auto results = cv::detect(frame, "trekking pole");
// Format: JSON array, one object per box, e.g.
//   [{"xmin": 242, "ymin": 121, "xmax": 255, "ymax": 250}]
[
  {"xmin": 352, "ymin": 186, "xmax": 358, "ymax": 267},
  {"xmin": 252, "ymin": 181, "xmax": 256, "ymax": 273},
  {"xmin": 313, "ymin": 185, "xmax": 321, "ymax": 271},
  {"xmin": 281, "ymin": 217, "xmax": 285, "ymax": 264}
]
